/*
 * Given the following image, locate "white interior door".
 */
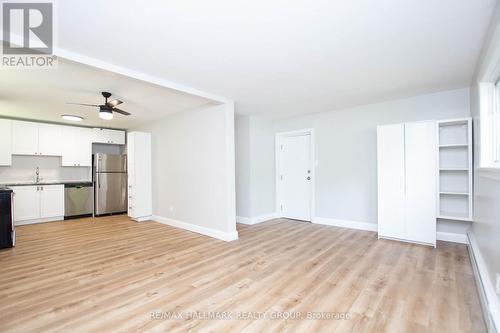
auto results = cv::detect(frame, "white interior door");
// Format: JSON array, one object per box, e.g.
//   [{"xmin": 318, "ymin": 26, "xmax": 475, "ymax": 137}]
[
  {"xmin": 377, "ymin": 124, "xmax": 406, "ymax": 239},
  {"xmin": 404, "ymin": 121, "xmax": 437, "ymax": 245},
  {"xmin": 279, "ymin": 134, "xmax": 312, "ymax": 221}
]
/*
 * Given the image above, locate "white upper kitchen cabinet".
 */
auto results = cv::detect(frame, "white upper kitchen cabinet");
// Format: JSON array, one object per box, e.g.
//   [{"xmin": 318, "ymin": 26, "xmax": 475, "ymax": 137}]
[
  {"xmin": 61, "ymin": 126, "xmax": 93, "ymax": 167},
  {"xmin": 12, "ymin": 186, "xmax": 41, "ymax": 222},
  {"xmin": 39, "ymin": 185, "xmax": 64, "ymax": 218},
  {"xmin": 38, "ymin": 123, "xmax": 63, "ymax": 156},
  {"xmin": 12, "ymin": 121, "xmax": 62, "ymax": 156},
  {"xmin": 93, "ymin": 128, "xmax": 126, "ymax": 145},
  {"xmin": 0, "ymin": 119, "xmax": 12, "ymax": 165},
  {"xmin": 12, "ymin": 121, "xmax": 39, "ymax": 155}
]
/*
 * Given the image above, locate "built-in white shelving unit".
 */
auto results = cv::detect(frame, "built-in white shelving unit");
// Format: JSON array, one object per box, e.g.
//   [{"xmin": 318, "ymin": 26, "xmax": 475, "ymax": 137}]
[{"xmin": 437, "ymin": 118, "xmax": 473, "ymax": 222}]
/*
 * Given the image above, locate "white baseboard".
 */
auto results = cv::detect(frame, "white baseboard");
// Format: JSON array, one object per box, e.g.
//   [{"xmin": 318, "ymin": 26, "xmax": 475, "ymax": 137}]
[
  {"xmin": 132, "ymin": 215, "xmax": 152, "ymax": 222},
  {"xmin": 436, "ymin": 231, "xmax": 468, "ymax": 244},
  {"xmin": 15, "ymin": 216, "xmax": 64, "ymax": 226},
  {"xmin": 312, "ymin": 216, "xmax": 378, "ymax": 232},
  {"xmin": 467, "ymin": 232, "xmax": 499, "ymax": 333},
  {"xmin": 236, "ymin": 212, "xmax": 279, "ymax": 225},
  {"xmin": 238, "ymin": 214, "xmax": 468, "ymax": 245},
  {"xmin": 151, "ymin": 215, "xmax": 238, "ymax": 242}
]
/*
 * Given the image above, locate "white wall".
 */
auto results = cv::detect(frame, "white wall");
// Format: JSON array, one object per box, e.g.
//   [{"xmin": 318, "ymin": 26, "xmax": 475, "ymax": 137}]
[
  {"xmin": 236, "ymin": 88, "xmax": 471, "ymax": 234},
  {"xmin": 249, "ymin": 117, "xmax": 276, "ymax": 216},
  {"xmin": 470, "ymin": 2, "xmax": 500, "ymax": 309},
  {"xmin": 0, "ymin": 155, "xmax": 90, "ymax": 183},
  {"xmin": 135, "ymin": 103, "xmax": 237, "ymax": 239},
  {"xmin": 235, "ymin": 116, "xmax": 276, "ymax": 218},
  {"xmin": 235, "ymin": 116, "xmax": 251, "ymax": 217}
]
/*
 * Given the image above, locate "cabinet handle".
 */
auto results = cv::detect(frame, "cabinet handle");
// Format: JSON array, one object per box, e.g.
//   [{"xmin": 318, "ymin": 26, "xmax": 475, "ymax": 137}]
[
  {"xmin": 36, "ymin": 186, "xmax": 39, "ymax": 191},
  {"xmin": 41, "ymin": 186, "xmax": 43, "ymax": 191}
]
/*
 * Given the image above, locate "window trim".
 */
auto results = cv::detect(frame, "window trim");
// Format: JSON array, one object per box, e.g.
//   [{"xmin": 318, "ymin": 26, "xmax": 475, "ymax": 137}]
[
  {"xmin": 478, "ymin": 81, "xmax": 500, "ymax": 169},
  {"xmin": 494, "ymin": 79, "xmax": 500, "ymax": 163}
]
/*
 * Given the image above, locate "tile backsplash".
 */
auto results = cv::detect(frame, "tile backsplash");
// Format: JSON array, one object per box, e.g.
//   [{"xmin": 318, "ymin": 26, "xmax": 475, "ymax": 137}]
[{"xmin": 0, "ymin": 155, "xmax": 91, "ymax": 183}]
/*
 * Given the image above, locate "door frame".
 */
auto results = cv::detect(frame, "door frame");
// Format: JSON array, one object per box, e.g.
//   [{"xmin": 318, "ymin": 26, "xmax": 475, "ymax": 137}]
[{"xmin": 275, "ymin": 128, "xmax": 315, "ymax": 221}]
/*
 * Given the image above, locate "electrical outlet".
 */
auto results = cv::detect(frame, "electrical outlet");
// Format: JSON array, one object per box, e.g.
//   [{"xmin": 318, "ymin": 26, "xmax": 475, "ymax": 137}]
[{"xmin": 496, "ymin": 273, "xmax": 500, "ymax": 294}]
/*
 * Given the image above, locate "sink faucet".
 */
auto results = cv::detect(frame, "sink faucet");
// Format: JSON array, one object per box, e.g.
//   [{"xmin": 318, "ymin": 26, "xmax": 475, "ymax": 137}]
[{"xmin": 35, "ymin": 167, "xmax": 40, "ymax": 183}]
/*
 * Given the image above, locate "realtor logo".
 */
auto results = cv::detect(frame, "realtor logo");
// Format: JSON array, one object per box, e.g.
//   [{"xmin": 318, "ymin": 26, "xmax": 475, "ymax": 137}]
[{"xmin": 1, "ymin": 1, "xmax": 56, "ymax": 68}]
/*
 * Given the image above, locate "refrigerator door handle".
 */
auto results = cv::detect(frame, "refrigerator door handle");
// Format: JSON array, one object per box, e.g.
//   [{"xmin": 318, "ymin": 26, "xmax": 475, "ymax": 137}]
[{"xmin": 97, "ymin": 174, "xmax": 101, "ymax": 189}]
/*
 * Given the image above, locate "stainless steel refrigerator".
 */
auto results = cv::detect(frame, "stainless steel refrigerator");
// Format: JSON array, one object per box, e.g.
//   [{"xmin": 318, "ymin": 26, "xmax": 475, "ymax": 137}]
[{"xmin": 94, "ymin": 153, "xmax": 127, "ymax": 216}]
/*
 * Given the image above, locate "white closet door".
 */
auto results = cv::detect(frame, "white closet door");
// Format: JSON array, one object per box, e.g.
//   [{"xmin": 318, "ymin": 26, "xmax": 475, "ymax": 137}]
[
  {"xmin": 377, "ymin": 124, "xmax": 405, "ymax": 239},
  {"xmin": 404, "ymin": 121, "xmax": 437, "ymax": 245}
]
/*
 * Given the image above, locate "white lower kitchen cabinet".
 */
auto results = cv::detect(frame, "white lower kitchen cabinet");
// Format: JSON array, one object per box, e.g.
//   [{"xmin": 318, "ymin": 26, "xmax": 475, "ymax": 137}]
[
  {"xmin": 12, "ymin": 185, "xmax": 64, "ymax": 225},
  {"xmin": 40, "ymin": 185, "xmax": 65, "ymax": 218},
  {"xmin": 12, "ymin": 186, "xmax": 40, "ymax": 222}
]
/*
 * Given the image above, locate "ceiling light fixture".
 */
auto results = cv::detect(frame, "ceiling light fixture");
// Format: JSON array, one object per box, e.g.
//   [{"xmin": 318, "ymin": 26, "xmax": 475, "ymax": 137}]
[
  {"xmin": 99, "ymin": 109, "xmax": 113, "ymax": 120},
  {"xmin": 61, "ymin": 115, "xmax": 83, "ymax": 122}
]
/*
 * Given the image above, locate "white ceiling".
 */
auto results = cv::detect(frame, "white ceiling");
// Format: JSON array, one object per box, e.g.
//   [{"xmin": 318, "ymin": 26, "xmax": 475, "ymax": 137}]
[
  {"xmin": 0, "ymin": 59, "xmax": 216, "ymax": 129},
  {"xmin": 53, "ymin": 0, "xmax": 495, "ymax": 117},
  {"xmin": 0, "ymin": 0, "xmax": 495, "ymax": 125}
]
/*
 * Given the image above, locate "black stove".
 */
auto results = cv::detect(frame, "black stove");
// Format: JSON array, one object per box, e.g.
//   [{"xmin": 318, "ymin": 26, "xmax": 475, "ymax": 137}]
[{"xmin": 0, "ymin": 187, "xmax": 14, "ymax": 249}]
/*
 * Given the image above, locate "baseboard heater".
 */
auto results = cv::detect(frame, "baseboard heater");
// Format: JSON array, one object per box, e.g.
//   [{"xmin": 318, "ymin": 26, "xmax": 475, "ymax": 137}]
[{"xmin": 467, "ymin": 233, "xmax": 498, "ymax": 333}]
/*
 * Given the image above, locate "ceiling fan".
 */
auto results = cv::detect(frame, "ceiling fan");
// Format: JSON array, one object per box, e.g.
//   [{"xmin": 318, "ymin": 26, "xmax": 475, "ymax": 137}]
[{"xmin": 67, "ymin": 92, "xmax": 131, "ymax": 120}]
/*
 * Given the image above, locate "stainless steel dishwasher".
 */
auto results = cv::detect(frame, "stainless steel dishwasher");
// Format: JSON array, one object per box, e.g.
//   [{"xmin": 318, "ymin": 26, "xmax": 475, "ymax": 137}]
[{"xmin": 64, "ymin": 183, "xmax": 94, "ymax": 219}]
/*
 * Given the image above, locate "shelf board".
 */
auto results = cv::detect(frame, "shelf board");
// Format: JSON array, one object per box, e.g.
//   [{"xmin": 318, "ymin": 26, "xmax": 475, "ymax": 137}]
[
  {"xmin": 438, "ymin": 214, "xmax": 472, "ymax": 222},
  {"xmin": 439, "ymin": 191, "xmax": 469, "ymax": 196},
  {"xmin": 439, "ymin": 144, "xmax": 468, "ymax": 148}
]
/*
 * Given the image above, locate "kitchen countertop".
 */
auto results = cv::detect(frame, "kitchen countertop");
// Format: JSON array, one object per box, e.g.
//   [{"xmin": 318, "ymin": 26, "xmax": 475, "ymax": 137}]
[{"xmin": 0, "ymin": 180, "xmax": 93, "ymax": 187}]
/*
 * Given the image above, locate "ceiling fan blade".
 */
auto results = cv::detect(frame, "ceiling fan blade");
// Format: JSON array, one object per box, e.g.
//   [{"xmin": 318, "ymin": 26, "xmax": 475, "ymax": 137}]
[
  {"xmin": 66, "ymin": 102, "xmax": 99, "ymax": 107},
  {"xmin": 106, "ymin": 99, "xmax": 123, "ymax": 107},
  {"xmin": 113, "ymin": 108, "xmax": 131, "ymax": 116}
]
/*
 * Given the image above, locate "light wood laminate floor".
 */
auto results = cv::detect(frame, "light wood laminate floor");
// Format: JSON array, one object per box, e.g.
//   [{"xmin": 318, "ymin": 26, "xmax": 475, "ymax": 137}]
[{"xmin": 0, "ymin": 216, "xmax": 486, "ymax": 332}]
